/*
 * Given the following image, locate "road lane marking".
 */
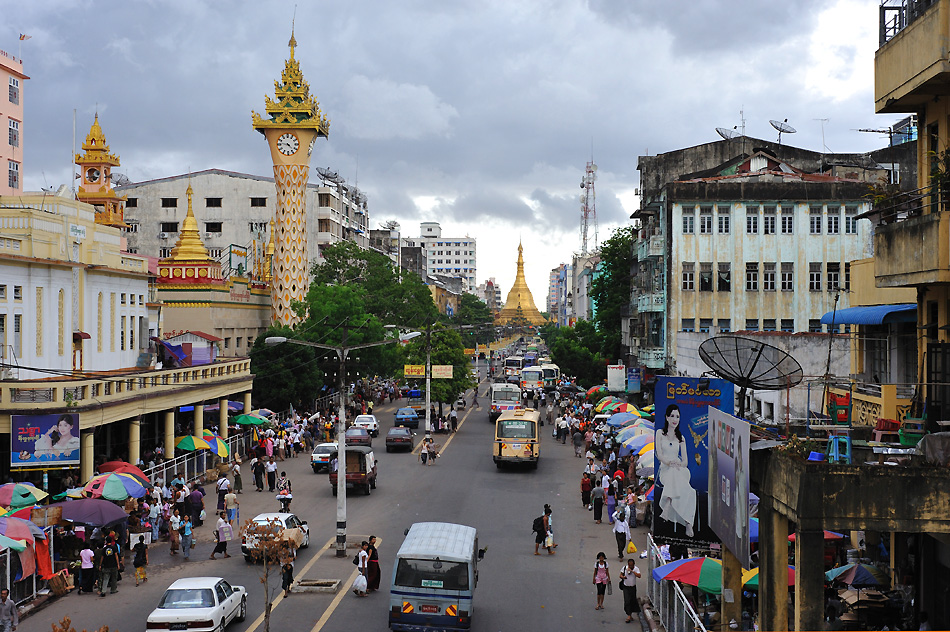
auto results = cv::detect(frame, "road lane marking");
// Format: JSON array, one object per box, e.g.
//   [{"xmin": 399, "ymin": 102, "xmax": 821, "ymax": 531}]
[
  {"xmin": 309, "ymin": 537, "xmax": 382, "ymax": 632},
  {"xmin": 243, "ymin": 535, "xmax": 333, "ymax": 632}
]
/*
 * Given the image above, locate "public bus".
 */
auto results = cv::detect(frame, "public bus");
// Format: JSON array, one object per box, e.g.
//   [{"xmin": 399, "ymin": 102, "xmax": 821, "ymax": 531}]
[
  {"xmin": 540, "ymin": 363, "xmax": 560, "ymax": 390},
  {"xmin": 520, "ymin": 366, "xmax": 543, "ymax": 392},
  {"xmin": 504, "ymin": 355, "xmax": 524, "ymax": 377},
  {"xmin": 523, "ymin": 351, "xmax": 538, "ymax": 368},
  {"xmin": 493, "ymin": 408, "xmax": 541, "ymax": 469},
  {"xmin": 489, "ymin": 383, "xmax": 522, "ymax": 422},
  {"xmin": 389, "ymin": 522, "xmax": 484, "ymax": 631}
]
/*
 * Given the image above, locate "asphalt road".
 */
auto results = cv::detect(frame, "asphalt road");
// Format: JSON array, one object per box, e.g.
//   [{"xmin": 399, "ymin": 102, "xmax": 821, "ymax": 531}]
[{"xmin": 27, "ymin": 379, "xmax": 651, "ymax": 632}]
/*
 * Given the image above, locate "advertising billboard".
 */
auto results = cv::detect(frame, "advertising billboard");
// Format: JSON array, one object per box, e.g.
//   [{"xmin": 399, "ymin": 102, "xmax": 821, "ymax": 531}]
[
  {"xmin": 626, "ymin": 367, "xmax": 641, "ymax": 393},
  {"xmin": 404, "ymin": 364, "xmax": 426, "ymax": 377},
  {"xmin": 431, "ymin": 365, "xmax": 454, "ymax": 379},
  {"xmin": 606, "ymin": 364, "xmax": 626, "ymax": 392},
  {"xmin": 11, "ymin": 413, "xmax": 81, "ymax": 468},
  {"xmin": 653, "ymin": 377, "xmax": 734, "ymax": 545},
  {"xmin": 708, "ymin": 407, "xmax": 751, "ymax": 568}
]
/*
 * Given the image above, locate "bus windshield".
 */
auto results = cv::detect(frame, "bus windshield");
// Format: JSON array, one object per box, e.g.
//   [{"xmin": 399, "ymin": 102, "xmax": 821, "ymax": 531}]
[
  {"xmin": 492, "ymin": 386, "xmax": 520, "ymax": 402},
  {"xmin": 394, "ymin": 558, "xmax": 470, "ymax": 591},
  {"xmin": 542, "ymin": 367, "xmax": 557, "ymax": 379},
  {"xmin": 522, "ymin": 369, "xmax": 542, "ymax": 381},
  {"xmin": 505, "ymin": 358, "xmax": 522, "ymax": 368},
  {"xmin": 497, "ymin": 420, "xmax": 536, "ymax": 439}
]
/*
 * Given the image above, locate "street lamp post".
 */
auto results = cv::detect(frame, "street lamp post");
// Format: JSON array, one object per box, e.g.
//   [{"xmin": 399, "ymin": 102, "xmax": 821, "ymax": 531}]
[{"xmin": 265, "ymin": 332, "xmax": 401, "ymax": 557}]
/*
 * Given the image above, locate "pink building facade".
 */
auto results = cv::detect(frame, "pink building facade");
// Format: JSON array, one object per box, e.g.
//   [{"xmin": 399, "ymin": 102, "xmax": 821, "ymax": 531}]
[{"xmin": 0, "ymin": 48, "xmax": 27, "ymax": 196}]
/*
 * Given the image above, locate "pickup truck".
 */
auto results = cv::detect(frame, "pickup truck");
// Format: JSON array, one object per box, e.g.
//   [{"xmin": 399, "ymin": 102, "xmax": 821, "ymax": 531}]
[{"xmin": 328, "ymin": 446, "xmax": 378, "ymax": 496}]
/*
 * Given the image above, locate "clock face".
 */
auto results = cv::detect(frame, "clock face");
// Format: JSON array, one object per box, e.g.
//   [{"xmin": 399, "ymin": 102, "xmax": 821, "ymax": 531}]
[
  {"xmin": 308, "ymin": 138, "xmax": 315, "ymax": 157},
  {"xmin": 277, "ymin": 133, "xmax": 299, "ymax": 156},
  {"xmin": 86, "ymin": 167, "xmax": 100, "ymax": 183}
]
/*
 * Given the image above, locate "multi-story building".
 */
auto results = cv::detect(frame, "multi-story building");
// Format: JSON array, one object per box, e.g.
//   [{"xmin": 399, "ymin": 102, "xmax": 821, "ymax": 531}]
[
  {"xmin": 0, "ymin": 48, "xmax": 27, "ymax": 196},
  {"xmin": 476, "ymin": 277, "xmax": 502, "ymax": 314},
  {"xmin": 369, "ymin": 226, "xmax": 401, "ymax": 267},
  {"xmin": 418, "ymin": 222, "xmax": 477, "ymax": 293},
  {"xmin": 548, "ymin": 263, "xmax": 572, "ymax": 327},
  {"xmin": 571, "ymin": 253, "xmax": 600, "ymax": 323},
  {"xmin": 117, "ymin": 168, "xmax": 369, "ymax": 274},
  {"xmin": 547, "ymin": 268, "xmax": 559, "ymax": 313},
  {"xmin": 400, "ymin": 241, "xmax": 427, "ymax": 279}
]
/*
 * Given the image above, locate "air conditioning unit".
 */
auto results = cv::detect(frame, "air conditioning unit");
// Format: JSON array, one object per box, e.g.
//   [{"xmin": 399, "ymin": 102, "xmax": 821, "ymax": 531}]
[{"xmin": 159, "ymin": 232, "xmax": 168, "ymax": 240}]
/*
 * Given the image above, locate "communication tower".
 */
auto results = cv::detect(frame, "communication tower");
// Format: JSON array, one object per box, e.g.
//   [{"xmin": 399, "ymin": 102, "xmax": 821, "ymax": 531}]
[{"xmin": 579, "ymin": 160, "xmax": 599, "ymax": 255}]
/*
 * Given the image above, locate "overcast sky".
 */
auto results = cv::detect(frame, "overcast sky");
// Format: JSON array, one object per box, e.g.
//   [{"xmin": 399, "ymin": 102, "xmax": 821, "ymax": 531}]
[{"xmin": 9, "ymin": 0, "xmax": 897, "ymax": 303}]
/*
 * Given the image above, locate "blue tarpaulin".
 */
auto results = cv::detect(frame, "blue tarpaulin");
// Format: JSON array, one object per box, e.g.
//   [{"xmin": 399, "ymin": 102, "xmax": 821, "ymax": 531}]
[{"xmin": 820, "ymin": 303, "xmax": 916, "ymax": 326}]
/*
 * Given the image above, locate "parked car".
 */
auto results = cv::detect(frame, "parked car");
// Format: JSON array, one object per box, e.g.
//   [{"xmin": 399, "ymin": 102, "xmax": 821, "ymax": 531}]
[
  {"xmin": 395, "ymin": 407, "xmax": 419, "ymax": 429},
  {"xmin": 241, "ymin": 512, "xmax": 310, "ymax": 562},
  {"xmin": 328, "ymin": 446, "xmax": 378, "ymax": 496},
  {"xmin": 385, "ymin": 427, "xmax": 413, "ymax": 452},
  {"xmin": 146, "ymin": 577, "xmax": 247, "ymax": 631},
  {"xmin": 311, "ymin": 442, "xmax": 337, "ymax": 473},
  {"xmin": 345, "ymin": 426, "xmax": 372, "ymax": 447},
  {"xmin": 353, "ymin": 414, "xmax": 380, "ymax": 437}
]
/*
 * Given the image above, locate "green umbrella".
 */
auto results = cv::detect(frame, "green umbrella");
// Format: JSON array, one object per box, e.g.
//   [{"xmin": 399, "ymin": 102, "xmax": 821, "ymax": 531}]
[
  {"xmin": 233, "ymin": 414, "xmax": 267, "ymax": 426},
  {"xmin": 175, "ymin": 435, "xmax": 212, "ymax": 451}
]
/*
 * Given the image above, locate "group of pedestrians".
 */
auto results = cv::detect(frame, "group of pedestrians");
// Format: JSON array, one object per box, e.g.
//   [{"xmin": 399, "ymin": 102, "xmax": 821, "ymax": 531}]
[{"xmin": 352, "ymin": 535, "xmax": 381, "ymax": 597}]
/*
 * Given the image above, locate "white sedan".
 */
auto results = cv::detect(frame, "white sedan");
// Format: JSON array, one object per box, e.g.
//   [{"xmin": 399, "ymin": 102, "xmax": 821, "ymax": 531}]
[
  {"xmin": 353, "ymin": 414, "xmax": 380, "ymax": 437},
  {"xmin": 147, "ymin": 577, "xmax": 246, "ymax": 632}
]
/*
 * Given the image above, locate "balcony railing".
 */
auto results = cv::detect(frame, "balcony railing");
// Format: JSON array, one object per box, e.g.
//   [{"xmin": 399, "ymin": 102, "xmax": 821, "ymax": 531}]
[
  {"xmin": 880, "ymin": 0, "xmax": 937, "ymax": 45},
  {"xmin": 0, "ymin": 358, "xmax": 252, "ymax": 411},
  {"xmin": 827, "ymin": 383, "xmax": 914, "ymax": 425}
]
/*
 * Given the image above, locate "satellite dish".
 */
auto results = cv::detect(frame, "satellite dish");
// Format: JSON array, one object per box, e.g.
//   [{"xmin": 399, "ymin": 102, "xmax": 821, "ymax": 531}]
[
  {"xmin": 591, "ymin": 164, "xmax": 598, "ymax": 172},
  {"xmin": 316, "ymin": 167, "xmax": 342, "ymax": 184},
  {"xmin": 716, "ymin": 127, "xmax": 741, "ymax": 141},
  {"xmin": 698, "ymin": 336, "xmax": 804, "ymax": 419},
  {"xmin": 769, "ymin": 119, "xmax": 797, "ymax": 144}
]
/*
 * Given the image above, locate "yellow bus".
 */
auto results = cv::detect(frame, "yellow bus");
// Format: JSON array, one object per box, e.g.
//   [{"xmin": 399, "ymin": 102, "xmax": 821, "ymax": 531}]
[{"xmin": 493, "ymin": 408, "xmax": 540, "ymax": 470}]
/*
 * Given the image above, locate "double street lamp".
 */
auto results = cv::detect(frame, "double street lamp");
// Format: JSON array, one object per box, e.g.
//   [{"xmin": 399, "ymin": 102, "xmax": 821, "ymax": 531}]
[{"xmin": 265, "ymin": 330, "xmax": 414, "ymax": 558}]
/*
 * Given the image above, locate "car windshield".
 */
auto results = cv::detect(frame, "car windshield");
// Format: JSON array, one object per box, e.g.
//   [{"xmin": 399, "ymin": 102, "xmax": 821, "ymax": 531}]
[
  {"xmin": 394, "ymin": 558, "xmax": 470, "ymax": 591},
  {"xmin": 389, "ymin": 429, "xmax": 410, "ymax": 436},
  {"xmin": 497, "ymin": 420, "xmax": 535, "ymax": 439},
  {"xmin": 356, "ymin": 416, "xmax": 374, "ymax": 423},
  {"xmin": 346, "ymin": 428, "xmax": 367, "ymax": 435},
  {"xmin": 158, "ymin": 588, "xmax": 215, "ymax": 609},
  {"xmin": 314, "ymin": 446, "xmax": 335, "ymax": 454}
]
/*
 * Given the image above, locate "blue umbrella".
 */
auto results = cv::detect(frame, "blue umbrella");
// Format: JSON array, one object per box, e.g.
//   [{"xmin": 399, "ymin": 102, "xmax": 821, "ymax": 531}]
[
  {"xmin": 618, "ymin": 434, "xmax": 654, "ymax": 457},
  {"xmin": 750, "ymin": 517, "xmax": 759, "ymax": 543},
  {"xmin": 607, "ymin": 412, "xmax": 639, "ymax": 427}
]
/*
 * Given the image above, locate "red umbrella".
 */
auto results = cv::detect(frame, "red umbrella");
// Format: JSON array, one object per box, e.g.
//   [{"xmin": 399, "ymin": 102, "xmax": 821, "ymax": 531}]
[
  {"xmin": 788, "ymin": 530, "xmax": 844, "ymax": 542},
  {"xmin": 98, "ymin": 461, "xmax": 150, "ymax": 484}
]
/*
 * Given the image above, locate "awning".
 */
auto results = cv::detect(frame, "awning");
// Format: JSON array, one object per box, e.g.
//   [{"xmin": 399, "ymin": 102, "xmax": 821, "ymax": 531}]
[
  {"xmin": 820, "ymin": 303, "xmax": 916, "ymax": 326},
  {"xmin": 72, "ymin": 331, "xmax": 91, "ymax": 340}
]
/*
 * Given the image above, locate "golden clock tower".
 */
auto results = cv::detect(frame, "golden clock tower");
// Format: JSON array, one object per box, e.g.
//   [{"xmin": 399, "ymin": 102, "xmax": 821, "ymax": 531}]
[
  {"xmin": 75, "ymin": 114, "xmax": 127, "ymax": 228},
  {"xmin": 252, "ymin": 32, "xmax": 330, "ymax": 326}
]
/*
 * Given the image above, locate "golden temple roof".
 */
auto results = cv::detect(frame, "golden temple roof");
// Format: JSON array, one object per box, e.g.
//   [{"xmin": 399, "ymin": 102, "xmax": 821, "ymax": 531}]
[
  {"xmin": 75, "ymin": 113, "xmax": 120, "ymax": 167},
  {"xmin": 166, "ymin": 185, "xmax": 212, "ymax": 262},
  {"xmin": 251, "ymin": 30, "xmax": 330, "ymax": 136},
  {"xmin": 498, "ymin": 242, "xmax": 547, "ymax": 326}
]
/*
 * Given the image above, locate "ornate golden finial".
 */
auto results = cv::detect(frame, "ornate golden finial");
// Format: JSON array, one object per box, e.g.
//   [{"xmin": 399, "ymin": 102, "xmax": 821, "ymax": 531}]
[
  {"xmin": 165, "ymin": 184, "xmax": 211, "ymax": 262},
  {"xmin": 264, "ymin": 219, "xmax": 276, "ymax": 282},
  {"xmin": 288, "ymin": 31, "xmax": 296, "ymax": 59}
]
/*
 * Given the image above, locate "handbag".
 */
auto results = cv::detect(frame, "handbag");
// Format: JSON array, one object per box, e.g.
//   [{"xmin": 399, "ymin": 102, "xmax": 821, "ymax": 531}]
[{"xmin": 219, "ymin": 524, "xmax": 234, "ymax": 541}]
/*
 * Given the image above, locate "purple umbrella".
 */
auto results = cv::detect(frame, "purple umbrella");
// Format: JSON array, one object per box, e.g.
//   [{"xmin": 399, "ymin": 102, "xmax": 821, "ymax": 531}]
[{"xmin": 48, "ymin": 499, "xmax": 129, "ymax": 528}]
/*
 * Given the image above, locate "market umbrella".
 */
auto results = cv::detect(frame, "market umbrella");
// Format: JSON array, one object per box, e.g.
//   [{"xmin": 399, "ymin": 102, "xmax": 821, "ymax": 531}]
[
  {"xmin": 83, "ymin": 472, "xmax": 147, "ymax": 501},
  {"xmin": 617, "ymin": 424, "xmax": 652, "ymax": 443},
  {"xmin": 48, "ymin": 499, "xmax": 129, "ymax": 528},
  {"xmin": 636, "ymin": 460, "xmax": 655, "ymax": 478},
  {"xmin": 788, "ymin": 530, "xmax": 844, "ymax": 542},
  {"xmin": 638, "ymin": 443, "xmax": 655, "ymax": 457},
  {"xmin": 742, "ymin": 566, "xmax": 795, "ymax": 589},
  {"xmin": 0, "ymin": 516, "xmax": 45, "ymax": 542},
  {"xmin": 251, "ymin": 408, "xmax": 275, "ymax": 418},
  {"xmin": 98, "ymin": 461, "xmax": 150, "ymax": 484},
  {"xmin": 233, "ymin": 414, "xmax": 267, "ymax": 426},
  {"xmin": 0, "ymin": 534, "xmax": 26, "ymax": 552},
  {"xmin": 609, "ymin": 412, "xmax": 640, "ymax": 428},
  {"xmin": 750, "ymin": 517, "xmax": 759, "ymax": 543},
  {"xmin": 652, "ymin": 557, "xmax": 723, "ymax": 594},
  {"xmin": 175, "ymin": 435, "xmax": 212, "ymax": 451},
  {"xmin": 825, "ymin": 563, "xmax": 888, "ymax": 587},
  {"xmin": 587, "ymin": 385, "xmax": 608, "ymax": 400},
  {"xmin": 0, "ymin": 483, "xmax": 48, "ymax": 509},
  {"xmin": 0, "ymin": 506, "xmax": 33, "ymax": 520},
  {"xmin": 642, "ymin": 404, "xmax": 655, "ymax": 413},
  {"xmin": 201, "ymin": 430, "xmax": 230, "ymax": 457},
  {"xmin": 595, "ymin": 398, "xmax": 624, "ymax": 413},
  {"xmin": 645, "ymin": 484, "xmax": 655, "ymax": 501},
  {"xmin": 619, "ymin": 433, "xmax": 653, "ymax": 454}
]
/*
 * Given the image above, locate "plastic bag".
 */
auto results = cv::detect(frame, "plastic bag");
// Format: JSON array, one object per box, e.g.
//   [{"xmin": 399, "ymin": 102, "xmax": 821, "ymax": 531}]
[
  {"xmin": 199, "ymin": 509, "xmax": 206, "ymax": 521},
  {"xmin": 627, "ymin": 540, "xmax": 637, "ymax": 554},
  {"xmin": 352, "ymin": 573, "xmax": 367, "ymax": 594},
  {"xmin": 544, "ymin": 534, "xmax": 554, "ymax": 548}
]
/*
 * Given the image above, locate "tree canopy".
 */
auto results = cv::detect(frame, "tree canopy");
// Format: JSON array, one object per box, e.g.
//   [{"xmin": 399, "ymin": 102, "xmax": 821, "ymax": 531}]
[
  {"xmin": 403, "ymin": 326, "xmax": 476, "ymax": 405},
  {"xmin": 541, "ymin": 320, "xmax": 606, "ymax": 388},
  {"xmin": 590, "ymin": 226, "xmax": 635, "ymax": 361}
]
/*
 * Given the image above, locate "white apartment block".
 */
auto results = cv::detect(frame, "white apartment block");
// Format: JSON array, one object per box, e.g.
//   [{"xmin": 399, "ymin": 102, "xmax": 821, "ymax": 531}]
[
  {"xmin": 117, "ymin": 169, "xmax": 369, "ymax": 271},
  {"xmin": 419, "ymin": 222, "xmax": 476, "ymax": 293}
]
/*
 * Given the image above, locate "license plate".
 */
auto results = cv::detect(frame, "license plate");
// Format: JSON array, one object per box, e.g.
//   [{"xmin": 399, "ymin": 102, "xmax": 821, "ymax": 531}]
[
  {"xmin": 420, "ymin": 604, "xmax": 440, "ymax": 613},
  {"xmin": 169, "ymin": 624, "xmax": 187, "ymax": 631},
  {"xmin": 511, "ymin": 443, "xmax": 521, "ymax": 449}
]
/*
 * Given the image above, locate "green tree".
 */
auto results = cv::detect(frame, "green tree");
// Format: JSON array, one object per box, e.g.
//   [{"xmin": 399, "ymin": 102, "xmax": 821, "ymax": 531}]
[
  {"xmin": 404, "ymin": 327, "xmax": 476, "ymax": 407},
  {"xmin": 591, "ymin": 226, "xmax": 635, "ymax": 360},
  {"xmin": 543, "ymin": 321, "xmax": 606, "ymax": 387},
  {"xmin": 454, "ymin": 293, "xmax": 494, "ymax": 347},
  {"xmin": 249, "ymin": 324, "xmax": 324, "ymax": 411}
]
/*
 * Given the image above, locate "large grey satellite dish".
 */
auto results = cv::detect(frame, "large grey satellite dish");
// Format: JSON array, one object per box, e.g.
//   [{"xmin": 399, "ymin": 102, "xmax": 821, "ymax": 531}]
[
  {"xmin": 769, "ymin": 119, "xmax": 797, "ymax": 144},
  {"xmin": 699, "ymin": 336, "xmax": 804, "ymax": 419},
  {"xmin": 716, "ymin": 127, "xmax": 741, "ymax": 140}
]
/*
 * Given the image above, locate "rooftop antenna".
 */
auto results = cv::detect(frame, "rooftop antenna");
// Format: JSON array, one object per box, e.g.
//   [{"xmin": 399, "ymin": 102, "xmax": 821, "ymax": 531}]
[{"xmin": 770, "ymin": 118, "xmax": 797, "ymax": 145}]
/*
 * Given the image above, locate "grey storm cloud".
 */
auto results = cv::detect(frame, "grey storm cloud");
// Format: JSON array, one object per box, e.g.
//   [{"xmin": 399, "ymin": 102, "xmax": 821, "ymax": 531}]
[{"xmin": 8, "ymin": 0, "xmax": 891, "ymax": 294}]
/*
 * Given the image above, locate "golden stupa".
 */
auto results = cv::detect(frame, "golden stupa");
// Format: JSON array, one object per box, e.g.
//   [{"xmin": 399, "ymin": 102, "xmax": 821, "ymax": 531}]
[{"xmin": 497, "ymin": 242, "xmax": 547, "ymax": 326}]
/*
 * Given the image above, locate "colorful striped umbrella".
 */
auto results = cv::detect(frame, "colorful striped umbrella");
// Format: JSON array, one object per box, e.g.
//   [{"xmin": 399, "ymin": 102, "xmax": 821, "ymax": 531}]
[
  {"xmin": 0, "ymin": 534, "xmax": 26, "ymax": 552},
  {"xmin": 652, "ymin": 557, "xmax": 723, "ymax": 594},
  {"xmin": 587, "ymin": 385, "xmax": 608, "ymax": 400},
  {"xmin": 742, "ymin": 566, "xmax": 795, "ymax": 589},
  {"xmin": 233, "ymin": 414, "xmax": 267, "ymax": 426},
  {"xmin": 0, "ymin": 483, "xmax": 48, "ymax": 509},
  {"xmin": 594, "ymin": 397, "xmax": 624, "ymax": 413},
  {"xmin": 825, "ymin": 563, "xmax": 888, "ymax": 587},
  {"xmin": 788, "ymin": 530, "xmax": 844, "ymax": 542},
  {"xmin": 251, "ymin": 408, "xmax": 275, "ymax": 418},
  {"xmin": 638, "ymin": 442, "xmax": 655, "ymax": 456},
  {"xmin": 642, "ymin": 404, "xmax": 655, "ymax": 413},
  {"xmin": 83, "ymin": 472, "xmax": 147, "ymax": 500},
  {"xmin": 609, "ymin": 412, "xmax": 640, "ymax": 428},
  {"xmin": 619, "ymin": 432, "xmax": 653, "ymax": 451},
  {"xmin": 616, "ymin": 424, "xmax": 650, "ymax": 442},
  {"xmin": 98, "ymin": 461, "xmax": 150, "ymax": 484},
  {"xmin": 0, "ymin": 516, "xmax": 45, "ymax": 543},
  {"xmin": 175, "ymin": 435, "xmax": 212, "ymax": 451},
  {"xmin": 201, "ymin": 430, "xmax": 230, "ymax": 457}
]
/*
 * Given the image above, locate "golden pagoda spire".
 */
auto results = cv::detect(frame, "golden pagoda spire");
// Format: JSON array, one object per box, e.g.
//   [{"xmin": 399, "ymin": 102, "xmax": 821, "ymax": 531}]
[
  {"xmin": 498, "ymin": 241, "xmax": 546, "ymax": 326},
  {"xmin": 167, "ymin": 184, "xmax": 211, "ymax": 261}
]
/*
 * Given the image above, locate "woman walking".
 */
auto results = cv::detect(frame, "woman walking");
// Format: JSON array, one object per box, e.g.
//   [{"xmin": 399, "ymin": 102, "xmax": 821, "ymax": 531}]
[
  {"xmin": 619, "ymin": 558, "xmax": 642, "ymax": 623},
  {"xmin": 581, "ymin": 473, "xmax": 592, "ymax": 509},
  {"xmin": 542, "ymin": 504, "xmax": 556, "ymax": 554},
  {"xmin": 180, "ymin": 514, "xmax": 193, "ymax": 560},
  {"xmin": 592, "ymin": 552, "xmax": 611, "ymax": 610},
  {"xmin": 366, "ymin": 535, "xmax": 381, "ymax": 592},
  {"xmin": 231, "ymin": 460, "xmax": 243, "ymax": 494},
  {"xmin": 168, "ymin": 508, "xmax": 181, "ymax": 555},
  {"xmin": 132, "ymin": 534, "xmax": 149, "ymax": 586},
  {"xmin": 612, "ymin": 502, "xmax": 631, "ymax": 559},
  {"xmin": 592, "ymin": 479, "xmax": 606, "ymax": 524},
  {"xmin": 209, "ymin": 511, "xmax": 231, "ymax": 560}
]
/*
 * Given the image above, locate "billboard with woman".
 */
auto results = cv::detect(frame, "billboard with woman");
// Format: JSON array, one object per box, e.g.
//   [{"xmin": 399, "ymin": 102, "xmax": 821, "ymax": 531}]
[
  {"xmin": 653, "ymin": 377, "xmax": 733, "ymax": 544},
  {"xmin": 11, "ymin": 413, "xmax": 80, "ymax": 467}
]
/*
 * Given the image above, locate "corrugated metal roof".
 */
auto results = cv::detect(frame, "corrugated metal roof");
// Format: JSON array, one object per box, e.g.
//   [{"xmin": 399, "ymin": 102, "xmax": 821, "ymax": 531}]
[{"xmin": 820, "ymin": 303, "xmax": 916, "ymax": 326}]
